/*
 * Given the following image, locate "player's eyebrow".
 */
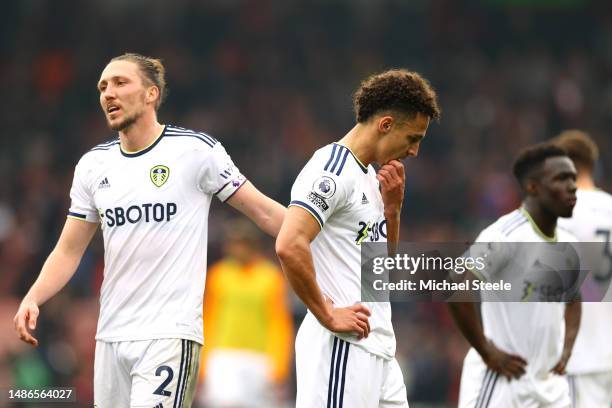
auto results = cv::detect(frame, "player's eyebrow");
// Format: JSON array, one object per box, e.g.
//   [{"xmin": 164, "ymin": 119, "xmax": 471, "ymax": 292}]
[
  {"xmin": 97, "ymin": 75, "xmax": 129, "ymax": 91},
  {"xmin": 409, "ymin": 134, "xmax": 425, "ymax": 142},
  {"xmin": 555, "ymin": 170, "xmax": 577, "ymax": 180}
]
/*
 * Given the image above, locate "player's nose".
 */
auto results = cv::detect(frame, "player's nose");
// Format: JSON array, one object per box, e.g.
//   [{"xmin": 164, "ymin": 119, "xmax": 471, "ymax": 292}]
[
  {"xmin": 102, "ymin": 86, "xmax": 117, "ymax": 100},
  {"xmin": 407, "ymin": 141, "xmax": 421, "ymax": 157}
]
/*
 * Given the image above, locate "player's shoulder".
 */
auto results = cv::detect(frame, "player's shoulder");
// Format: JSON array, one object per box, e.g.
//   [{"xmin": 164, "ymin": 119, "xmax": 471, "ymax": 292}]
[
  {"xmin": 305, "ymin": 143, "xmax": 369, "ymax": 178},
  {"xmin": 582, "ymin": 188, "xmax": 612, "ymax": 207},
  {"xmin": 484, "ymin": 209, "xmax": 529, "ymax": 240},
  {"xmin": 79, "ymin": 136, "xmax": 120, "ymax": 164},
  {"xmin": 163, "ymin": 124, "xmax": 219, "ymax": 150}
]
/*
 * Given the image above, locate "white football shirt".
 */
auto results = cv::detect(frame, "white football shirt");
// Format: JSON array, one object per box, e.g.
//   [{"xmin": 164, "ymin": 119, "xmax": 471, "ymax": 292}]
[
  {"xmin": 558, "ymin": 188, "xmax": 612, "ymax": 374},
  {"xmin": 68, "ymin": 125, "xmax": 246, "ymax": 344},
  {"xmin": 290, "ymin": 143, "xmax": 395, "ymax": 360},
  {"xmin": 468, "ymin": 208, "xmax": 578, "ymax": 384}
]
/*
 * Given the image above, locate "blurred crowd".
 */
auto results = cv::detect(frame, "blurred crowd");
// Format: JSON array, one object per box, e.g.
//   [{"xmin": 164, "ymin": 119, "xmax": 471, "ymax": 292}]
[{"xmin": 1, "ymin": 0, "xmax": 611, "ymax": 406}]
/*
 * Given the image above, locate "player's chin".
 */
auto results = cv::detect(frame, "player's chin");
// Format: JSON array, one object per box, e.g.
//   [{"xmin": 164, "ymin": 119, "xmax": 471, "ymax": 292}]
[{"xmin": 558, "ymin": 205, "xmax": 575, "ymax": 218}]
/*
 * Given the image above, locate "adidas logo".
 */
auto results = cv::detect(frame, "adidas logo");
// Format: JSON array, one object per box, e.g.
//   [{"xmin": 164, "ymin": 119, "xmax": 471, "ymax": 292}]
[
  {"xmin": 361, "ymin": 193, "xmax": 369, "ymax": 204},
  {"xmin": 98, "ymin": 177, "xmax": 111, "ymax": 189},
  {"xmin": 153, "ymin": 403, "xmax": 164, "ymax": 408}
]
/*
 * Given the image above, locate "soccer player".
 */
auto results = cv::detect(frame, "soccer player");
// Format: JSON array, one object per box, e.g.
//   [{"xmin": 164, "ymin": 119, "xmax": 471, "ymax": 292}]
[
  {"xmin": 197, "ymin": 219, "xmax": 293, "ymax": 407},
  {"xmin": 552, "ymin": 130, "xmax": 612, "ymax": 408},
  {"xmin": 276, "ymin": 69, "xmax": 441, "ymax": 407},
  {"xmin": 450, "ymin": 143, "xmax": 582, "ymax": 407},
  {"xmin": 13, "ymin": 53, "xmax": 285, "ymax": 407}
]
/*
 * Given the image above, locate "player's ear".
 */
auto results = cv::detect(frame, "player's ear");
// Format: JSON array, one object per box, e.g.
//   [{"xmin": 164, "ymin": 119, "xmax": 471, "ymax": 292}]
[
  {"xmin": 146, "ymin": 86, "xmax": 159, "ymax": 106},
  {"xmin": 525, "ymin": 179, "xmax": 538, "ymax": 195},
  {"xmin": 377, "ymin": 116, "xmax": 393, "ymax": 134}
]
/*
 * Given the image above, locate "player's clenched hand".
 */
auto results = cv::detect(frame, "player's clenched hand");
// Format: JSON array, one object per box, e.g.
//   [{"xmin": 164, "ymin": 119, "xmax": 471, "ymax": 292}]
[
  {"xmin": 377, "ymin": 160, "xmax": 405, "ymax": 215},
  {"xmin": 323, "ymin": 298, "xmax": 371, "ymax": 340},
  {"xmin": 481, "ymin": 340, "xmax": 527, "ymax": 381},
  {"xmin": 13, "ymin": 300, "xmax": 39, "ymax": 347},
  {"xmin": 550, "ymin": 351, "xmax": 571, "ymax": 375}
]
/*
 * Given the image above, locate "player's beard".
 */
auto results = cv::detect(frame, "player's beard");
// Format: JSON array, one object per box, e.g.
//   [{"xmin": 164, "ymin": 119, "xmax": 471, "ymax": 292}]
[{"xmin": 108, "ymin": 109, "xmax": 143, "ymax": 132}]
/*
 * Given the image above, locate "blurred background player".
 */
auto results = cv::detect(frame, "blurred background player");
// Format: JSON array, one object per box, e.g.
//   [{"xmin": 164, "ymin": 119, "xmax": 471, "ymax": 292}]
[
  {"xmin": 450, "ymin": 143, "xmax": 581, "ymax": 407},
  {"xmin": 196, "ymin": 219, "xmax": 293, "ymax": 408},
  {"xmin": 276, "ymin": 70, "xmax": 440, "ymax": 407},
  {"xmin": 552, "ymin": 130, "xmax": 612, "ymax": 408},
  {"xmin": 12, "ymin": 53, "xmax": 285, "ymax": 408}
]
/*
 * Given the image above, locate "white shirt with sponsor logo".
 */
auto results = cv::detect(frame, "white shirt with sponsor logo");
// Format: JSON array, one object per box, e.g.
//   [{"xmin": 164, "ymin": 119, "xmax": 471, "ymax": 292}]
[
  {"xmin": 468, "ymin": 208, "xmax": 578, "ymax": 399},
  {"xmin": 68, "ymin": 125, "xmax": 246, "ymax": 344},
  {"xmin": 290, "ymin": 142, "xmax": 395, "ymax": 360},
  {"xmin": 558, "ymin": 188, "xmax": 612, "ymax": 374}
]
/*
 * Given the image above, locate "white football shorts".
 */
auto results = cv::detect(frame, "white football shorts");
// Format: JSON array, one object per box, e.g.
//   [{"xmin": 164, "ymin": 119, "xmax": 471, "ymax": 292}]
[
  {"xmin": 568, "ymin": 371, "xmax": 612, "ymax": 408},
  {"xmin": 459, "ymin": 348, "xmax": 570, "ymax": 408},
  {"xmin": 295, "ymin": 312, "xmax": 408, "ymax": 408},
  {"xmin": 94, "ymin": 338, "xmax": 200, "ymax": 408}
]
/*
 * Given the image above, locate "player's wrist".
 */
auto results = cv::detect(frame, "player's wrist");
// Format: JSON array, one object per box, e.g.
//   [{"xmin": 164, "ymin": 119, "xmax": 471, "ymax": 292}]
[
  {"xmin": 315, "ymin": 301, "xmax": 335, "ymax": 330},
  {"xmin": 318, "ymin": 312, "xmax": 335, "ymax": 331},
  {"xmin": 478, "ymin": 339, "xmax": 495, "ymax": 361},
  {"xmin": 384, "ymin": 207, "xmax": 402, "ymax": 219},
  {"xmin": 21, "ymin": 295, "xmax": 39, "ymax": 308}
]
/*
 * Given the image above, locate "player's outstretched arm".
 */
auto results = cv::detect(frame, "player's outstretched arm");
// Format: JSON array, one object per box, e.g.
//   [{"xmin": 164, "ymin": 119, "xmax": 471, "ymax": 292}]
[
  {"xmin": 551, "ymin": 299, "xmax": 581, "ymax": 375},
  {"xmin": 13, "ymin": 218, "xmax": 98, "ymax": 347},
  {"xmin": 275, "ymin": 207, "xmax": 371, "ymax": 339},
  {"xmin": 448, "ymin": 298, "xmax": 527, "ymax": 380},
  {"xmin": 227, "ymin": 181, "xmax": 286, "ymax": 237}
]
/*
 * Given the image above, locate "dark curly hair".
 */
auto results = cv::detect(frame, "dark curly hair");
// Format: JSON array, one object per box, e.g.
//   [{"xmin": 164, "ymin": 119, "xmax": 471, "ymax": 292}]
[
  {"xmin": 513, "ymin": 143, "xmax": 568, "ymax": 187},
  {"xmin": 353, "ymin": 69, "xmax": 441, "ymax": 123},
  {"xmin": 551, "ymin": 130, "xmax": 599, "ymax": 173}
]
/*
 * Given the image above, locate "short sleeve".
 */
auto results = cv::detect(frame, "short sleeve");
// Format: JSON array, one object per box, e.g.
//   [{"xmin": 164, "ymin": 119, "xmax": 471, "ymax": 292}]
[
  {"xmin": 197, "ymin": 143, "xmax": 247, "ymax": 202},
  {"xmin": 467, "ymin": 228, "xmax": 511, "ymax": 281},
  {"xmin": 68, "ymin": 158, "xmax": 99, "ymax": 223},
  {"xmin": 289, "ymin": 152, "xmax": 348, "ymax": 229}
]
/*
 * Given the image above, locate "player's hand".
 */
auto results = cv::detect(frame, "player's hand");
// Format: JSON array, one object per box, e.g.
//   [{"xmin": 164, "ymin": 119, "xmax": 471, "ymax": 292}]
[
  {"xmin": 322, "ymin": 298, "xmax": 371, "ymax": 340},
  {"xmin": 377, "ymin": 160, "xmax": 405, "ymax": 216},
  {"xmin": 481, "ymin": 340, "xmax": 527, "ymax": 381},
  {"xmin": 13, "ymin": 299, "xmax": 40, "ymax": 347},
  {"xmin": 550, "ymin": 351, "xmax": 571, "ymax": 375}
]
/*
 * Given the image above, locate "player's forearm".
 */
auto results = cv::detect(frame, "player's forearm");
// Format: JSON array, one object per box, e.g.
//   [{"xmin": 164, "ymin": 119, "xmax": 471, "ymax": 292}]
[
  {"xmin": 276, "ymin": 239, "xmax": 331, "ymax": 325},
  {"xmin": 24, "ymin": 247, "xmax": 82, "ymax": 306},
  {"xmin": 228, "ymin": 183, "xmax": 286, "ymax": 237},
  {"xmin": 562, "ymin": 300, "xmax": 581, "ymax": 357},
  {"xmin": 448, "ymin": 302, "xmax": 491, "ymax": 358},
  {"xmin": 257, "ymin": 197, "xmax": 286, "ymax": 237},
  {"xmin": 385, "ymin": 210, "xmax": 401, "ymax": 256}
]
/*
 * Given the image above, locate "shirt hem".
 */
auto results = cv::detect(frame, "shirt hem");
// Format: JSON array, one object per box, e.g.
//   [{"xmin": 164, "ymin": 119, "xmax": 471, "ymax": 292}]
[{"xmin": 95, "ymin": 332, "xmax": 203, "ymax": 345}]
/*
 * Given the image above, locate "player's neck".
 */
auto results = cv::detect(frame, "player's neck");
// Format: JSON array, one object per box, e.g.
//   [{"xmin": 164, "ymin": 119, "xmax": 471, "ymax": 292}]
[
  {"xmin": 338, "ymin": 124, "xmax": 377, "ymax": 166},
  {"xmin": 522, "ymin": 200, "xmax": 557, "ymax": 239},
  {"xmin": 576, "ymin": 174, "xmax": 596, "ymax": 190},
  {"xmin": 119, "ymin": 117, "xmax": 164, "ymax": 153}
]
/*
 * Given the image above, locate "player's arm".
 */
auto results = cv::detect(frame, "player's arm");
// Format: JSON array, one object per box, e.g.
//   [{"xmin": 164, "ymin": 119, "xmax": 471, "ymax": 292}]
[
  {"xmin": 551, "ymin": 299, "xmax": 581, "ymax": 375},
  {"xmin": 13, "ymin": 218, "xmax": 98, "ymax": 346},
  {"xmin": 377, "ymin": 160, "xmax": 404, "ymax": 256},
  {"xmin": 275, "ymin": 207, "xmax": 371, "ymax": 339},
  {"xmin": 448, "ymin": 272, "xmax": 527, "ymax": 380},
  {"xmin": 226, "ymin": 181, "xmax": 285, "ymax": 237}
]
